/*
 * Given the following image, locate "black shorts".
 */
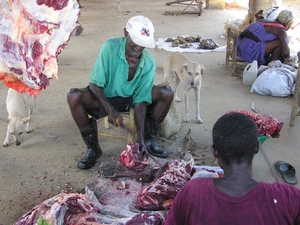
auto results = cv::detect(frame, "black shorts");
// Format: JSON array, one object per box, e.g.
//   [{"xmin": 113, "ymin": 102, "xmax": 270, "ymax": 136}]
[{"xmin": 86, "ymin": 96, "xmax": 134, "ymax": 119}]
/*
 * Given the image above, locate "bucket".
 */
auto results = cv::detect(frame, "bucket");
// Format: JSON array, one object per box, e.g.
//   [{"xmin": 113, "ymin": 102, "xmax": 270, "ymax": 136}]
[{"xmin": 242, "ymin": 60, "xmax": 258, "ymax": 86}]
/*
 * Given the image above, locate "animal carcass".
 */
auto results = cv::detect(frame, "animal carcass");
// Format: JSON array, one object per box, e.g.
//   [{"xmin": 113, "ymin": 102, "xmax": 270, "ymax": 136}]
[{"xmin": 0, "ymin": 0, "xmax": 80, "ymax": 97}]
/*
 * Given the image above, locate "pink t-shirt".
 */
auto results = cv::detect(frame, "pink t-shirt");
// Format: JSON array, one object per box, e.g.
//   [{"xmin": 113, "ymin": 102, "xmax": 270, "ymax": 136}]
[{"xmin": 165, "ymin": 178, "xmax": 300, "ymax": 225}]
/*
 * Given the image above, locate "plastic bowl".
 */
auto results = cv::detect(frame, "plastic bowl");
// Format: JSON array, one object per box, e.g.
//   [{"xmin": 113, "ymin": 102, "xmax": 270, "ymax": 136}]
[{"xmin": 258, "ymin": 136, "xmax": 268, "ymax": 144}]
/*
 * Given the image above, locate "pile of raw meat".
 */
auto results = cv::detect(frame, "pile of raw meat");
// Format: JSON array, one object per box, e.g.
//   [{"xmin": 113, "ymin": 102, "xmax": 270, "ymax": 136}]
[
  {"xmin": 14, "ymin": 178, "xmax": 166, "ymax": 224},
  {"xmin": 0, "ymin": 0, "xmax": 80, "ymax": 97},
  {"xmin": 118, "ymin": 142, "xmax": 149, "ymax": 172},
  {"xmin": 15, "ymin": 142, "xmax": 197, "ymax": 224},
  {"xmin": 125, "ymin": 212, "xmax": 164, "ymax": 225},
  {"xmin": 14, "ymin": 192, "xmax": 101, "ymax": 225},
  {"xmin": 136, "ymin": 159, "xmax": 194, "ymax": 210},
  {"xmin": 227, "ymin": 110, "xmax": 284, "ymax": 138},
  {"xmin": 118, "ymin": 143, "xmax": 195, "ymax": 211}
]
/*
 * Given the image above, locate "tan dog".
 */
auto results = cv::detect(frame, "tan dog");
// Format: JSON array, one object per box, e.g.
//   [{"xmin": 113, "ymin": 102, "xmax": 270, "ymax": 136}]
[
  {"xmin": 0, "ymin": 88, "xmax": 35, "ymax": 146},
  {"xmin": 163, "ymin": 52, "xmax": 205, "ymax": 123}
]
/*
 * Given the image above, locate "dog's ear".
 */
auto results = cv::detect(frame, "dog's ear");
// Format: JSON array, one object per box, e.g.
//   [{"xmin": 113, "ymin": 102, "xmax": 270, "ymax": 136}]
[
  {"xmin": 200, "ymin": 65, "xmax": 205, "ymax": 75},
  {"xmin": 180, "ymin": 64, "xmax": 188, "ymax": 73},
  {"xmin": 21, "ymin": 116, "xmax": 31, "ymax": 124},
  {"xmin": 0, "ymin": 117, "xmax": 9, "ymax": 124}
]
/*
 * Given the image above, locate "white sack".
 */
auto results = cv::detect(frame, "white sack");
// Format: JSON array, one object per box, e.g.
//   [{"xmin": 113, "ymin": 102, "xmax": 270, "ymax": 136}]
[{"xmin": 250, "ymin": 61, "xmax": 297, "ymax": 97}]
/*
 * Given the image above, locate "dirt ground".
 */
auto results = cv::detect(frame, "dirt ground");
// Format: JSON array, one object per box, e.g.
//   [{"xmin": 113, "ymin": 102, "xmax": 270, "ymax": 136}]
[{"xmin": 0, "ymin": 0, "xmax": 299, "ymax": 224}]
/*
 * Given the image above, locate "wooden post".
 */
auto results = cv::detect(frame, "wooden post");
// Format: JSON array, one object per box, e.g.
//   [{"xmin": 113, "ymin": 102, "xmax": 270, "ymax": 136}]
[
  {"xmin": 104, "ymin": 116, "xmax": 110, "ymax": 128},
  {"xmin": 248, "ymin": 0, "xmax": 255, "ymax": 23},
  {"xmin": 242, "ymin": 0, "xmax": 282, "ymax": 28},
  {"xmin": 290, "ymin": 66, "xmax": 300, "ymax": 127}
]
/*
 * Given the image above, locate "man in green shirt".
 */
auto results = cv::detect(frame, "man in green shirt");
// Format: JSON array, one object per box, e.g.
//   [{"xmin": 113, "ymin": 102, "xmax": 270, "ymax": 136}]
[{"xmin": 67, "ymin": 15, "xmax": 174, "ymax": 169}]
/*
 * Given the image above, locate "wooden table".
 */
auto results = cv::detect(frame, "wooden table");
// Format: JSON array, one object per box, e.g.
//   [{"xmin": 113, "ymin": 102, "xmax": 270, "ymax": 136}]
[{"xmin": 165, "ymin": 0, "xmax": 205, "ymax": 16}]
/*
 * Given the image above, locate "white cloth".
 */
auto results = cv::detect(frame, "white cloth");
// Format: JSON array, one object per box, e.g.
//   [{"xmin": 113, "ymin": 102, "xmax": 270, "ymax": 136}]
[
  {"xmin": 191, "ymin": 166, "xmax": 224, "ymax": 179},
  {"xmin": 156, "ymin": 36, "xmax": 226, "ymax": 53}
]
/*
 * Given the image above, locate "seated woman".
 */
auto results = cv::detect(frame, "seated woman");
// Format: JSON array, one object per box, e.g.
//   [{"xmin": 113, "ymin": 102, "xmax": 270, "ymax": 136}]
[{"xmin": 237, "ymin": 9, "xmax": 294, "ymax": 66}]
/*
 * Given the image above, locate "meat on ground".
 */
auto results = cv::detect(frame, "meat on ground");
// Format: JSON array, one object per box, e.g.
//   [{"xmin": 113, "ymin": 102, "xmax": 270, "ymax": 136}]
[
  {"xmin": 136, "ymin": 159, "xmax": 194, "ymax": 211},
  {"xmin": 118, "ymin": 142, "xmax": 149, "ymax": 173},
  {"xmin": 227, "ymin": 110, "xmax": 283, "ymax": 138}
]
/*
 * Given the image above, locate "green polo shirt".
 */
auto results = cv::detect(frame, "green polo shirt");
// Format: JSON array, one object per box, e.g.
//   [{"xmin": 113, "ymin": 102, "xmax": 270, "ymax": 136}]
[{"xmin": 89, "ymin": 37, "xmax": 155, "ymax": 104}]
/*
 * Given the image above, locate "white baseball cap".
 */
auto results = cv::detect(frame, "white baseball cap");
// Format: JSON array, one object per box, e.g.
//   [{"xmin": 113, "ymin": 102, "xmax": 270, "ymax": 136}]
[{"xmin": 126, "ymin": 15, "xmax": 155, "ymax": 48}]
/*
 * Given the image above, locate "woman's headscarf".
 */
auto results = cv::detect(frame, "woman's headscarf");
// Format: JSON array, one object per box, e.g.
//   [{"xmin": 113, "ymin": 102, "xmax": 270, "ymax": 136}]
[{"xmin": 276, "ymin": 9, "xmax": 294, "ymax": 30}]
